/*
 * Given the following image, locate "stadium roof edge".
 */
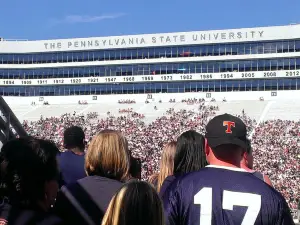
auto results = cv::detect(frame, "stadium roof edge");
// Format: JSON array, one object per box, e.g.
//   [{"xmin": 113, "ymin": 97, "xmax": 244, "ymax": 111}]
[
  {"xmin": 1, "ymin": 24, "xmax": 300, "ymax": 53},
  {"xmin": 2, "ymin": 23, "xmax": 300, "ymax": 42}
]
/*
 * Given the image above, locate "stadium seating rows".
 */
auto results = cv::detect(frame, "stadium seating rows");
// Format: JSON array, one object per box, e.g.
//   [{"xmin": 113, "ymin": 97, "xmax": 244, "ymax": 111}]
[
  {"xmin": 18, "ymin": 100, "xmax": 299, "ymax": 214},
  {"xmin": 9, "ymin": 99, "xmax": 300, "ymax": 122}
]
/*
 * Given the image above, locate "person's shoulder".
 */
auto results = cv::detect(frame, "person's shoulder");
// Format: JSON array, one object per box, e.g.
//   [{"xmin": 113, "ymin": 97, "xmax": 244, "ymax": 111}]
[
  {"xmin": 159, "ymin": 175, "xmax": 182, "ymax": 198},
  {"xmin": 170, "ymin": 167, "xmax": 272, "ymax": 193},
  {"xmin": 38, "ymin": 214, "xmax": 65, "ymax": 225},
  {"xmin": 58, "ymin": 151, "xmax": 69, "ymax": 156},
  {"xmin": 163, "ymin": 175, "xmax": 177, "ymax": 184},
  {"xmin": 77, "ymin": 175, "xmax": 122, "ymax": 184},
  {"xmin": 61, "ymin": 176, "xmax": 110, "ymax": 192},
  {"xmin": 57, "ymin": 151, "xmax": 70, "ymax": 160},
  {"xmin": 21, "ymin": 211, "xmax": 65, "ymax": 225},
  {"xmin": 182, "ymin": 166, "xmax": 263, "ymax": 184},
  {"xmin": 263, "ymin": 185, "xmax": 289, "ymax": 203},
  {"xmin": 159, "ymin": 175, "xmax": 177, "ymax": 193},
  {"xmin": 69, "ymin": 176, "xmax": 123, "ymax": 193},
  {"xmin": 161, "ymin": 172, "xmax": 198, "ymax": 195},
  {"xmin": 239, "ymin": 173, "xmax": 287, "ymax": 204},
  {"xmin": 0, "ymin": 204, "xmax": 65, "ymax": 225},
  {"xmin": 173, "ymin": 167, "xmax": 211, "ymax": 184}
]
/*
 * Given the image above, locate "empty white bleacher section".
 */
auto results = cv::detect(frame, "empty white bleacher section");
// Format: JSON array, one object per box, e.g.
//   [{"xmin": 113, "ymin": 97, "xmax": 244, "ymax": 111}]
[
  {"xmin": 4, "ymin": 90, "xmax": 300, "ymax": 123},
  {"xmin": 211, "ymin": 101, "xmax": 269, "ymax": 121},
  {"xmin": 9, "ymin": 104, "xmax": 38, "ymax": 121},
  {"xmin": 26, "ymin": 104, "xmax": 88, "ymax": 121},
  {"xmin": 264, "ymin": 100, "xmax": 300, "ymax": 121}
]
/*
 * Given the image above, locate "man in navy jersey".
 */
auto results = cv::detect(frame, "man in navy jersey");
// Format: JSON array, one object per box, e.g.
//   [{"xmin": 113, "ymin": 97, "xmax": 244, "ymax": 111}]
[
  {"xmin": 57, "ymin": 126, "xmax": 86, "ymax": 187},
  {"xmin": 162, "ymin": 113, "xmax": 294, "ymax": 225}
]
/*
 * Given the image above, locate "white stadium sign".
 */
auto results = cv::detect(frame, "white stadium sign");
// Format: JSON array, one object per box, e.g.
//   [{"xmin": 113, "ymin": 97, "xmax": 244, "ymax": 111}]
[
  {"xmin": 1, "ymin": 24, "xmax": 300, "ymax": 53},
  {"xmin": 1, "ymin": 70, "xmax": 299, "ymax": 86}
]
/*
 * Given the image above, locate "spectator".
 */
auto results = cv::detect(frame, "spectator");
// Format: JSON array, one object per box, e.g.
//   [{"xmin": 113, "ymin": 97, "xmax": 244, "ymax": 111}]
[
  {"xmin": 57, "ymin": 126, "xmax": 86, "ymax": 187},
  {"xmin": 162, "ymin": 114, "xmax": 294, "ymax": 225},
  {"xmin": 22, "ymin": 107, "xmax": 299, "ymax": 210},
  {"xmin": 149, "ymin": 141, "xmax": 176, "ymax": 192},
  {"xmin": 54, "ymin": 130, "xmax": 131, "ymax": 225},
  {"xmin": 0, "ymin": 137, "xmax": 63, "ymax": 225},
  {"xmin": 297, "ymin": 199, "xmax": 300, "ymax": 222},
  {"xmin": 241, "ymin": 138, "xmax": 273, "ymax": 186},
  {"xmin": 160, "ymin": 130, "xmax": 208, "ymax": 197},
  {"xmin": 101, "ymin": 180, "xmax": 164, "ymax": 225},
  {"xmin": 129, "ymin": 156, "xmax": 142, "ymax": 180}
]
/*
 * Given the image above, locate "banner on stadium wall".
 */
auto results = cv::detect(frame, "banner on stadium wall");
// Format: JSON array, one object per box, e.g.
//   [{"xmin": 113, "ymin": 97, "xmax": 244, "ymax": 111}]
[{"xmin": 0, "ymin": 70, "xmax": 299, "ymax": 86}]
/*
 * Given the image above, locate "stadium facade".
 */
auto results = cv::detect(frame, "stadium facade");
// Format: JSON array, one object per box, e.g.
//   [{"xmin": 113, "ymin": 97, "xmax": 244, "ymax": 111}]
[{"xmin": 1, "ymin": 24, "xmax": 300, "ymax": 104}]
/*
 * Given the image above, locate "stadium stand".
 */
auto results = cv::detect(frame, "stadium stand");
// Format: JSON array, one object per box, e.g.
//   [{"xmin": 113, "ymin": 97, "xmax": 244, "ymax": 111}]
[
  {"xmin": 1, "ymin": 23, "xmax": 300, "ymax": 223},
  {"xmin": 0, "ymin": 96, "xmax": 27, "ymax": 145},
  {"xmin": 14, "ymin": 98, "xmax": 298, "ymax": 217},
  {"xmin": 7, "ymin": 99, "xmax": 300, "ymax": 123}
]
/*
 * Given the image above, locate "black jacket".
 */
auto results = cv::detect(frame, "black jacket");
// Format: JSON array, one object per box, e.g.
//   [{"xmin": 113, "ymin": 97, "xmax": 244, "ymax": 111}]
[
  {"xmin": 53, "ymin": 176, "xmax": 123, "ymax": 225},
  {"xmin": 0, "ymin": 203, "xmax": 64, "ymax": 225}
]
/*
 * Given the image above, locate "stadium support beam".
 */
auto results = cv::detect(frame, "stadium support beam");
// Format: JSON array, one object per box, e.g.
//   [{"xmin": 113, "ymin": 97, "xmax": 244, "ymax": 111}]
[{"xmin": 0, "ymin": 96, "xmax": 28, "ymax": 144}]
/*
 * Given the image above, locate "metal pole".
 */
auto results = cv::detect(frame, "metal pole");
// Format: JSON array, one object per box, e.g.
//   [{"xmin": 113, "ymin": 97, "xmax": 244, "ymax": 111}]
[
  {"xmin": 6, "ymin": 113, "xmax": 10, "ymax": 141},
  {"xmin": 0, "ymin": 97, "xmax": 27, "ymax": 138}
]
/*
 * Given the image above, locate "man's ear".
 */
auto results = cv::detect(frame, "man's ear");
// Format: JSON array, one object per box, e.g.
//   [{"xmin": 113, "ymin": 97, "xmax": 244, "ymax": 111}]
[
  {"xmin": 204, "ymin": 138, "xmax": 210, "ymax": 156},
  {"xmin": 242, "ymin": 151, "xmax": 248, "ymax": 161}
]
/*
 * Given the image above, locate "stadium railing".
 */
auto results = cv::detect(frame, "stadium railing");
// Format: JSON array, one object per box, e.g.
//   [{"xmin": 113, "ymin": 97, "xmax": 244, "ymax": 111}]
[{"xmin": 0, "ymin": 96, "xmax": 28, "ymax": 145}]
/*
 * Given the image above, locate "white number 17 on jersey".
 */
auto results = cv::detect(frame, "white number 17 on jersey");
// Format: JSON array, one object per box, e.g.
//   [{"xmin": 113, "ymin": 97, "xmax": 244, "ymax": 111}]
[{"xmin": 194, "ymin": 188, "xmax": 261, "ymax": 225}]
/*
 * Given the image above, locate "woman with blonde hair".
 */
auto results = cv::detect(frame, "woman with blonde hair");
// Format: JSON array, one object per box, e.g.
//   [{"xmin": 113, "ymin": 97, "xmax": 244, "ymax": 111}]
[
  {"xmin": 149, "ymin": 141, "xmax": 176, "ymax": 192},
  {"xmin": 101, "ymin": 180, "xmax": 164, "ymax": 225},
  {"xmin": 54, "ymin": 130, "xmax": 131, "ymax": 225}
]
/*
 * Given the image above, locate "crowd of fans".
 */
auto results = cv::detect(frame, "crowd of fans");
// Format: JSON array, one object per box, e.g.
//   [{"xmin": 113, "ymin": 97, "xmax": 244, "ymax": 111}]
[
  {"xmin": 22, "ymin": 103, "xmax": 299, "ymax": 211},
  {"xmin": 119, "ymin": 108, "xmax": 134, "ymax": 113},
  {"xmin": 181, "ymin": 98, "xmax": 205, "ymax": 104},
  {"xmin": 252, "ymin": 119, "xmax": 300, "ymax": 210},
  {"xmin": 78, "ymin": 100, "xmax": 88, "ymax": 105},
  {"xmin": 118, "ymin": 99, "xmax": 136, "ymax": 104}
]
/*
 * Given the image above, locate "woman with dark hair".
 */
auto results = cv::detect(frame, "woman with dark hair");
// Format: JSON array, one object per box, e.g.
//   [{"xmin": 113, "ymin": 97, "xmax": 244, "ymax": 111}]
[
  {"xmin": 129, "ymin": 156, "xmax": 142, "ymax": 180},
  {"xmin": 54, "ymin": 130, "xmax": 131, "ymax": 225},
  {"xmin": 0, "ymin": 137, "xmax": 63, "ymax": 225},
  {"xmin": 101, "ymin": 180, "xmax": 164, "ymax": 225},
  {"xmin": 174, "ymin": 130, "xmax": 207, "ymax": 173},
  {"xmin": 159, "ymin": 130, "xmax": 208, "ymax": 197}
]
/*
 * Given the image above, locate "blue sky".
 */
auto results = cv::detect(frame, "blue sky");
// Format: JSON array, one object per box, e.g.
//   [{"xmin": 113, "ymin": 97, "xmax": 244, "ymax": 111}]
[{"xmin": 1, "ymin": 0, "xmax": 300, "ymax": 40}]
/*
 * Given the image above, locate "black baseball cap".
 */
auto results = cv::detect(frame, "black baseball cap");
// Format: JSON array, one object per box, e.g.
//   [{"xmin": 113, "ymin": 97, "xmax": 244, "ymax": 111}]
[{"xmin": 205, "ymin": 113, "xmax": 248, "ymax": 149}]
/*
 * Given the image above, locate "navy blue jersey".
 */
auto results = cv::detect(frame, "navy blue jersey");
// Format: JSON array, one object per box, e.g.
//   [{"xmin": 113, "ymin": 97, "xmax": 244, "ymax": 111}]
[
  {"xmin": 57, "ymin": 151, "xmax": 86, "ymax": 186},
  {"xmin": 162, "ymin": 165, "xmax": 294, "ymax": 225},
  {"xmin": 159, "ymin": 175, "xmax": 177, "ymax": 198},
  {"xmin": 252, "ymin": 171, "xmax": 264, "ymax": 181}
]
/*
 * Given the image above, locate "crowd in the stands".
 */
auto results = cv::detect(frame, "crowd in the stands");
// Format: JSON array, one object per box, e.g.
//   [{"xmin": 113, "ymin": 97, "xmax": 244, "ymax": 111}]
[{"xmin": 21, "ymin": 103, "xmax": 300, "ymax": 212}]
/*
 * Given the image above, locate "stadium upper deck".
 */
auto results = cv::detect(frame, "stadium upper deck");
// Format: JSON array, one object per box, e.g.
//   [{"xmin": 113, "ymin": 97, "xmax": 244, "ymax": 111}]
[{"xmin": 1, "ymin": 24, "xmax": 300, "ymax": 97}]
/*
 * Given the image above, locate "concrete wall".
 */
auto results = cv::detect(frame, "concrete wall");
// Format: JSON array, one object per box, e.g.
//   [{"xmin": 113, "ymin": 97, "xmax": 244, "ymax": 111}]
[{"xmin": 4, "ymin": 90, "xmax": 299, "ymax": 105}]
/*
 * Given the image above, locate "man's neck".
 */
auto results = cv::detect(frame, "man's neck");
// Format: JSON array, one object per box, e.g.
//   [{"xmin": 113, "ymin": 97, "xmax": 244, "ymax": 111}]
[
  {"xmin": 240, "ymin": 164, "xmax": 254, "ymax": 172},
  {"xmin": 70, "ymin": 148, "xmax": 84, "ymax": 155},
  {"xmin": 209, "ymin": 160, "xmax": 241, "ymax": 168},
  {"xmin": 206, "ymin": 165, "xmax": 247, "ymax": 172}
]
